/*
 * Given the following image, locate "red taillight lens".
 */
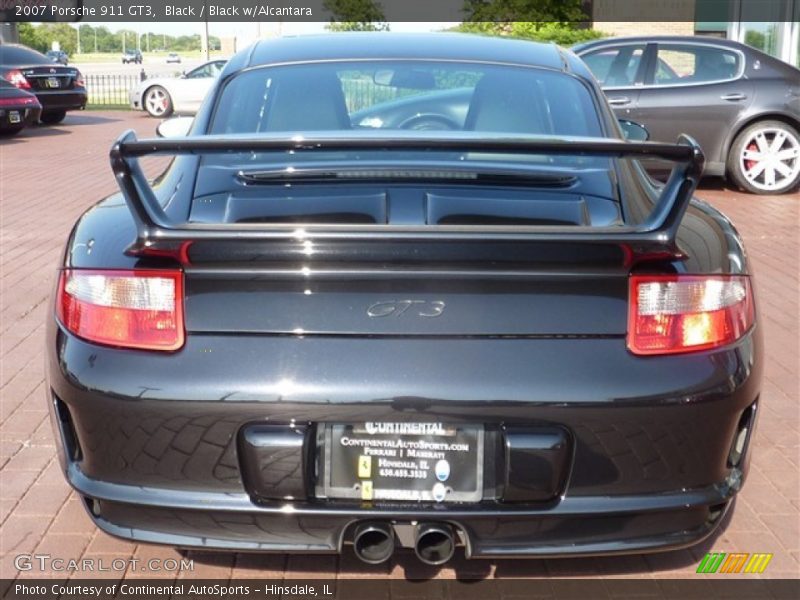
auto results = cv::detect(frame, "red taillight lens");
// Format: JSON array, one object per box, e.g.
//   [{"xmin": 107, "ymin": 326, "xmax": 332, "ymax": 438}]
[
  {"xmin": 0, "ymin": 97, "xmax": 38, "ymax": 107},
  {"xmin": 5, "ymin": 69, "xmax": 31, "ymax": 89},
  {"xmin": 628, "ymin": 275, "xmax": 754, "ymax": 355},
  {"xmin": 57, "ymin": 269, "xmax": 184, "ymax": 352},
  {"xmin": 75, "ymin": 70, "xmax": 85, "ymax": 87}
]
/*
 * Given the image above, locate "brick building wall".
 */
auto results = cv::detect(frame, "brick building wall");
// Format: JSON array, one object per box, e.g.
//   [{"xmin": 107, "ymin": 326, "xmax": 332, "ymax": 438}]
[
  {"xmin": 595, "ymin": 21, "xmax": 695, "ymax": 37},
  {"xmin": 592, "ymin": 0, "xmax": 696, "ymax": 37}
]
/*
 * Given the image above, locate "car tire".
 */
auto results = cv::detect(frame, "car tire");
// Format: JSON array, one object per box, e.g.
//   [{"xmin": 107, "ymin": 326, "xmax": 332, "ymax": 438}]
[
  {"xmin": 40, "ymin": 110, "xmax": 67, "ymax": 125},
  {"xmin": 144, "ymin": 86, "xmax": 174, "ymax": 118},
  {"xmin": 728, "ymin": 120, "xmax": 800, "ymax": 195}
]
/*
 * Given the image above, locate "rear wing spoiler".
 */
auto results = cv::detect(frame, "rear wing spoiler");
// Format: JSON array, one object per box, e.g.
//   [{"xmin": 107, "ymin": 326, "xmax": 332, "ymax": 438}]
[{"xmin": 109, "ymin": 130, "xmax": 704, "ymax": 266}]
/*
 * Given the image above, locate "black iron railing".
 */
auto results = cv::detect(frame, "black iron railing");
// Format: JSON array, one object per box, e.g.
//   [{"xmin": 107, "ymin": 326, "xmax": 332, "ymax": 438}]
[
  {"xmin": 84, "ymin": 72, "xmax": 178, "ymax": 107},
  {"xmin": 84, "ymin": 73, "xmax": 140, "ymax": 106}
]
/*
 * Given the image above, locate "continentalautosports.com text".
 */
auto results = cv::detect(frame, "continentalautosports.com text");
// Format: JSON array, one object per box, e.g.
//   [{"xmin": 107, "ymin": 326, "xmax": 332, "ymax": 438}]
[{"xmin": 13, "ymin": 554, "xmax": 193, "ymax": 573}]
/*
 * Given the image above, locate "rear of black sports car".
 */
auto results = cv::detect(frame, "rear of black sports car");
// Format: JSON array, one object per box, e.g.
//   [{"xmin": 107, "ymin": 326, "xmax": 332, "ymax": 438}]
[{"xmin": 45, "ymin": 34, "xmax": 762, "ymax": 565}]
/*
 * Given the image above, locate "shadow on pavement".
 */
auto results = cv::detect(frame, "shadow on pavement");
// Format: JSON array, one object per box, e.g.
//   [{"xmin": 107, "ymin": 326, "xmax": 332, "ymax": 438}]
[
  {"xmin": 183, "ymin": 501, "xmax": 734, "ymax": 580},
  {"xmin": 56, "ymin": 113, "xmax": 127, "ymax": 126}
]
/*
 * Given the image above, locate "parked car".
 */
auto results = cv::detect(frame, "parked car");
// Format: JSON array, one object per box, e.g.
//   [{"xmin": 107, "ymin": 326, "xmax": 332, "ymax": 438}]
[
  {"xmin": 49, "ymin": 33, "xmax": 761, "ymax": 566},
  {"xmin": 129, "ymin": 59, "xmax": 226, "ymax": 117},
  {"xmin": 122, "ymin": 49, "xmax": 143, "ymax": 65},
  {"xmin": 574, "ymin": 36, "xmax": 800, "ymax": 194},
  {"xmin": 45, "ymin": 50, "xmax": 69, "ymax": 65},
  {"xmin": 0, "ymin": 76, "xmax": 41, "ymax": 135},
  {"xmin": 0, "ymin": 44, "xmax": 87, "ymax": 125},
  {"xmin": 166, "ymin": 52, "xmax": 182, "ymax": 64}
]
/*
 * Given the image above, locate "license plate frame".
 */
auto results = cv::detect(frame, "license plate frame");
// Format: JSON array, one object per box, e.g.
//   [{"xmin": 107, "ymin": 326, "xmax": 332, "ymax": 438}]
[{"xmin": 321, "ymin": 423, "xmax": 484, "ymax": 503}]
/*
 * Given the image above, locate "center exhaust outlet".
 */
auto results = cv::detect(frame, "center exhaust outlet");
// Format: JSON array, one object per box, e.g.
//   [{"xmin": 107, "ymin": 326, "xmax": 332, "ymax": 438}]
[
  {"xmin": 414, "ymin": 523, "xmax": 456, "ymax": 565},
  {"xmin": 352, "ymin": 522, "xmax": 395, "ymax": 564}
]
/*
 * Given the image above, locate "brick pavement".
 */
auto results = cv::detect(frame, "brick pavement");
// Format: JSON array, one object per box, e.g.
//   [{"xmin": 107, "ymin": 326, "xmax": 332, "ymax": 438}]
[{"xmin": 0, "ymin": 112, "xmax": 798, "ymax": 582}]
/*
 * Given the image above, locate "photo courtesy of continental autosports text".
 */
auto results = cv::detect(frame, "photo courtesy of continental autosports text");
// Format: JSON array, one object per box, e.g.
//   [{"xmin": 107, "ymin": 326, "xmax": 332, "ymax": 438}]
[
  {"xmin": 13, "ymin": 582, "xmax": 332, "ymax": 597},
  {"xmin": 1, "ymin": 0, "xmax": 798, "ymax": 598}
]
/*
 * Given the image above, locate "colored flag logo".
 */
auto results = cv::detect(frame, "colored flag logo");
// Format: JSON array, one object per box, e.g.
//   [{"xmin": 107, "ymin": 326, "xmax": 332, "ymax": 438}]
[{"xmin": 697, "ymin": 552, "xmax": 773, "ymax": 574}]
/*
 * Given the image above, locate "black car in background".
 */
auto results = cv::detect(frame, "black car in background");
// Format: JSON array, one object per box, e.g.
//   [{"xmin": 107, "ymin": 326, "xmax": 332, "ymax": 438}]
[
  {"xmin": 0, "ymin": 44, "xmax": 87, "ymax": 125},
  {"xmin": 574, "ymin": 36, "xmax": 800, "ymax": 194},
  {"xmin": 46, "ymin": 50, "xmax": 69, "ymax": 65},
  {"xmin": 48, "ymin": 34, "xmax": 761, "ymax": 566},
  {"xmin": 0, "ymin": 77, "xmax": 41, "ymax": 135}
]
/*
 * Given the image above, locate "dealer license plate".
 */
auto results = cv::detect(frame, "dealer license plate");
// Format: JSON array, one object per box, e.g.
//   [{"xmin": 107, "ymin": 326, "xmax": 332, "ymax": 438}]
[
  {"xmin": 8, "ymin": 111, "xmax": 21, "ymax": 124},
  {"xmin": 323, "ymin": 423, "xmax": 483, "ymax": 502}
]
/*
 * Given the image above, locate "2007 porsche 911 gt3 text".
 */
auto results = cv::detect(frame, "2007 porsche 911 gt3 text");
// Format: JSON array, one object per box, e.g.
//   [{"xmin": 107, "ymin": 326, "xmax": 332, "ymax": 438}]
[{"xmin": 46, "ymin": 33, "xmax": 762, "ymax": 566}]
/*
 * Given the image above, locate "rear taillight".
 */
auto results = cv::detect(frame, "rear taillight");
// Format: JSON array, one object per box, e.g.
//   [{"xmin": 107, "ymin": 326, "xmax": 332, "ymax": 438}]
[
  {"xmin": 57, "ymin": 269, "xmax": 184, "ymax": 352},
  {"xmin": 0, "ymin": 97, "xmax": 38, "ymax": 107},
  {"xmin": 5, "ymin": 69, "xmax": 31, "ymax": 89},
  {"xmin": 75, "ymin": 70, "xmax": 85, "ymax": 87},
  {"xmin": 628, "ymin": 275, "xmax": 754, "ymax": 355}
]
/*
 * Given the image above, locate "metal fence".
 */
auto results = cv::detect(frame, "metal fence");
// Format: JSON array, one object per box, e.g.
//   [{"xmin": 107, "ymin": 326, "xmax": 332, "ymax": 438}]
[
  {"xmin": 84, "ymin": 73, "xmax": 140, "ymax": 107},
  {"xmin": 84, "ymin": 72, "xmax": 179, "ymax": 107},
  {"xmin": 84, "ymin": 74, "xmax": 417, "ymax": 111}
]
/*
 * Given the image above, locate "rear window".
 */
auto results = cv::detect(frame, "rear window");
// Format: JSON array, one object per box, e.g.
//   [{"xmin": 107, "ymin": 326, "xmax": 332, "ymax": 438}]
[
  {"xmin": 0, "ymin": 45, "xmax": 49, "ymax": 65},
  {"xmin": 210, "ymin": 61, "xmax": 602, "ymax": 138}
]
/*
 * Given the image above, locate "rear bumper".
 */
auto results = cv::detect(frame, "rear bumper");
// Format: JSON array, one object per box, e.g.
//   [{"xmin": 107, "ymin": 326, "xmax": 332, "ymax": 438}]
[
  {"xmin": 69, "ymin": 463, "xmax": 732, "ymax": 557},
  {"xmin": 35, "ymin": 90, "xmax": 87, "ymax": 111},
  {"xmin": 0, "ymin": 105, "xmax": 40, "ymax": 128},
  {"xmin": 46, "ymin": 328, "xmax": 762, "ymax": 556},
  {"xmin": 129, "ymin": 88, "xmax": 141, "ymax": 110}
]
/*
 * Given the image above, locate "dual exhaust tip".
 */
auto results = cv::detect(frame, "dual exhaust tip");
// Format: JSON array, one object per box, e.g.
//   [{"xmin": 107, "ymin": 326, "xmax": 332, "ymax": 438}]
[{"xmin": 353, "ymin": 522, "xmax": 456, "ymax": 566}]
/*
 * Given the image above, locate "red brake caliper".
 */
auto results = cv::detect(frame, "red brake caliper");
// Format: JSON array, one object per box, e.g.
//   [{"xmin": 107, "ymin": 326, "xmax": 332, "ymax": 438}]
[{"xmin": 745, "ymin": 142, "xmax": 758, "ymax": 171}]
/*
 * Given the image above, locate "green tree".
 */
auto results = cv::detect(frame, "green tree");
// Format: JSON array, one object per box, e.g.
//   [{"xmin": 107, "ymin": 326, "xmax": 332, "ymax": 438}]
[
  {"xmin": 93, "ymin": 26, "xmax": 119, "ymax": 53},
  {"xmin": 463, "ymin": 0, "xmax": 589, "ymax": 23},
  {"xmin": 324, "ymin": 0, "xmax": 389, "ymax": 31},
  {"xmin": 22, "ymin": 23, "xmax": 79, "ymax": 55},
  {"xmin": 458, "ymin": 0, "xmax": 605, "ymax": 46},
  {"xmin": 18, "ymin": 23, "xmax": 39, "ymax": 51}
]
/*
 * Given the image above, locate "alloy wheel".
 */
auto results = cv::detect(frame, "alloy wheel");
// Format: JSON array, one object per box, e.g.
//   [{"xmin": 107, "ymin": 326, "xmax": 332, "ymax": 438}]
[
  {"xmin": 145, "ymin": 87, "xmax": 170, "ymax": 117},
  {"xmin": 739, "ymin": 126, "xmax": 800, "ymax": 192}
]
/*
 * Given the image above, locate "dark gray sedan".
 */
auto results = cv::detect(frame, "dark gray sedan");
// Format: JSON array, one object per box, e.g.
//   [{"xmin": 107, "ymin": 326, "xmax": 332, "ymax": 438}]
[{"xmin": 575, "ymin": 36, "xmax": 800, "ymax": 194}]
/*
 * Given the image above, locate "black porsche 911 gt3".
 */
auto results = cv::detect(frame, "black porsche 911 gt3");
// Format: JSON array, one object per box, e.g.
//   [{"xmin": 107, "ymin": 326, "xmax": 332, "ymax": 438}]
[{"xmin": 47, "ymin": 33, "xmax": 762, "ymax": 566}]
